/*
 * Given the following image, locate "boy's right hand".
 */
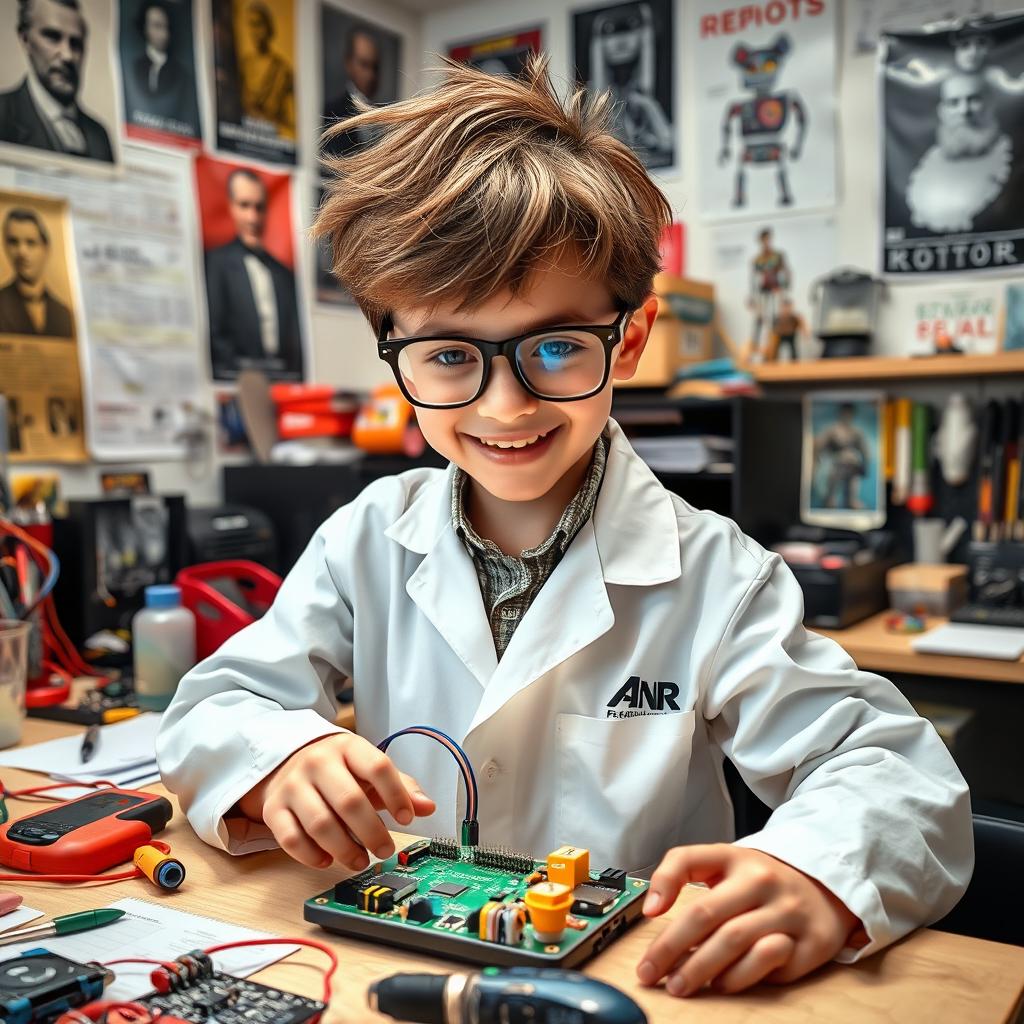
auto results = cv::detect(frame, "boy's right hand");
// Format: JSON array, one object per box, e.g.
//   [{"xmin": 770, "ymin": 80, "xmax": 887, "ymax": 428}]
[{"xmin": 238, "ymin": 733, "xmax": 436, "ymax": 871}]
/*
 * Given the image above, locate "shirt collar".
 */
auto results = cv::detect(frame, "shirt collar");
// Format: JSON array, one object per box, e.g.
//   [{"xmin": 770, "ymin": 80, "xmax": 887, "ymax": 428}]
[
  {"xmin": 27, "ymin": 69, "xmax": 76, "ymax": 123},
  {"xmin": 146, "ymin": 45, "xmax": 168, "ymax": 71},
  {"xmin": 451, "ymin": 430, "xmax": 609, "ymax": 561},
  {"xmin": 385, "ymin": 419, "xmax": 681, "ymax": 587}
]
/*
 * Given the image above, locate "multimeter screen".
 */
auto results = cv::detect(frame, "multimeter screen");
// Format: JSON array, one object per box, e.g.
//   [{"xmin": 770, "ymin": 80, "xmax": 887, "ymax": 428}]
[{"xmin": 41, "ymin": 792, "xmax": 147, "ymax": 827}]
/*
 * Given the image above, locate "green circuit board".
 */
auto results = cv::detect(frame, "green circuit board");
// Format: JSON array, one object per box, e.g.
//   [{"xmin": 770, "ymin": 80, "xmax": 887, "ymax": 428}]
[{"xmin": 304, "ymin": 841, "xmax": 649, "ymax": 968}]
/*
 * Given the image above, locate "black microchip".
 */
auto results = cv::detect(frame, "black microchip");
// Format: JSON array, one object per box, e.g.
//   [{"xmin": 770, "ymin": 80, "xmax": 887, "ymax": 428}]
[
  {"xmin": 439, "ymin": 914, "xmax": 464, "ymax": 929},
  {"xmin": 374, "ymin": 872, "xmax": 418, "ymax": 901},
  {"xmin": 429, "ymin": 881, "xmax": 469, "ymax": 898},
  {"xmin": 572, "ymin": 884, "xmax": 618, "ymax": 917},
  {"xmin": 598, "ymin": 868, "xmax": 628, "ymax": 891}
]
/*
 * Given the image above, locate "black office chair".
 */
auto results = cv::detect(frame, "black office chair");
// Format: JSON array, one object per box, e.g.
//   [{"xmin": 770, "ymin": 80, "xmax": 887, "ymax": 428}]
[{"xmin": 933, "ymin": 813, "xmax": 1024, "ymax": 947}]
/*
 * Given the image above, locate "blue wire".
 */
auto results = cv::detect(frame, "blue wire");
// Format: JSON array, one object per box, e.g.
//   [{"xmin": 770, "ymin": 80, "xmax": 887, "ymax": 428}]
[
  {"xmin": 23, "ymin": 548, "xmax": 59, "ymax": 618},
  {"xmin": 378, "ymin": 725, "xmax": 479, "ymax": 820}
]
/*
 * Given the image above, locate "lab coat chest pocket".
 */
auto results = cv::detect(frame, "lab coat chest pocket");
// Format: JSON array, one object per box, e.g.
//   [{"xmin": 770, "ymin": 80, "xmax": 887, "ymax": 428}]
[{"xmin": 556, "ymin": 710, "xmax": 697, "ymax": 874}]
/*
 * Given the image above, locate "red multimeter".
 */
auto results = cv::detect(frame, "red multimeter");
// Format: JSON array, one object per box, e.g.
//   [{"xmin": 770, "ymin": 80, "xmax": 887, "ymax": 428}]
[{"xmin": 0, "ymin": 788, "xmax": 173, "ymax": 875}]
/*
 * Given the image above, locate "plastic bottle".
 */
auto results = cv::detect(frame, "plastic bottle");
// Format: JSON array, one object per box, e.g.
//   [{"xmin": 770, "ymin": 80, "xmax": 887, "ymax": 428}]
[{"xmin": 133, "ymin": 585, "xmax": 196, "ymax": 712}]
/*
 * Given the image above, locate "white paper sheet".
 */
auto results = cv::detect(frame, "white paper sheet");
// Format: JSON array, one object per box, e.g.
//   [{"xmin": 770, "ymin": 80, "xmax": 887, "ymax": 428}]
[
  {"xmin": 0, "ymin": 898, "xmax": 299, "ymax": 1003},
  {"xmin": 0, "ymin": 906, "xmax": 45, "ymax": 934}
]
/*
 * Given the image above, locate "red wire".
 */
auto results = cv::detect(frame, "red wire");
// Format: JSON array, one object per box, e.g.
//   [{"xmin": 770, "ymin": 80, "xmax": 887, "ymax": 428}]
[{"xmin": 202, "ymin": 937, "xmax": 338, "ymax": 1008}]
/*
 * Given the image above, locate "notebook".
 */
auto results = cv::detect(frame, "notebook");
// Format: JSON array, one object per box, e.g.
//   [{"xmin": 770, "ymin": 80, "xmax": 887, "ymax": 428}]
[{"xmin": 912, "ymin": 623, "xmax": 1024, "ymax": 661}]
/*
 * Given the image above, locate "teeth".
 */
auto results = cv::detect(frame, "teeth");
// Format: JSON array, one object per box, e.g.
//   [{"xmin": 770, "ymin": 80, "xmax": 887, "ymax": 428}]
[{"xmin": 479, "ymin": 431, "xmax": 547, "ymax": 449}]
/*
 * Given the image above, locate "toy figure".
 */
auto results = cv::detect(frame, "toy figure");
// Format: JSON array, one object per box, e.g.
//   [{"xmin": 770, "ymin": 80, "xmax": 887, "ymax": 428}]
[
  {"xmin": 746, "ymin": 227, "xmax": 790, "ymax": 358},
  {"xmin": 719, "ymin": 34, "xmax": 808, "ymax": 208},
  {"xmin": 813, "ymin": 403, "xmax": 869, "ymax": 510},
  {"xmin": 766, "ymin": 295, "xmax": 807, "ymax": 362}
]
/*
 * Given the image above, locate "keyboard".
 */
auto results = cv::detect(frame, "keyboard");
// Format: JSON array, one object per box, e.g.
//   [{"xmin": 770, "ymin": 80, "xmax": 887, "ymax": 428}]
[{"xmin": 951, "ymin": 604, "xmax": 1024, "ymax": 628}]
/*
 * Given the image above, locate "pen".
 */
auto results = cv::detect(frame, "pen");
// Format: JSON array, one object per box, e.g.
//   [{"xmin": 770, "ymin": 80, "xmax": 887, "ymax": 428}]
[
  {"xmin": 975, "ymin": 400, "xmax": 998, "ymax": 542},
  {"xmin": 0, "ymin": 908, "xmax": 125, "ymax": 948},
  {"xmin": 80, "ymin": 723, "xmax": 101, "ymax": 763}
]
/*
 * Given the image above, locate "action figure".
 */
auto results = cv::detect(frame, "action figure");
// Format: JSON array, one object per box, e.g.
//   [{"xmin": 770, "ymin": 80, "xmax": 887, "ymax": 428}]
[
  {"xmin": 767, "ymin": 296, "xmax": 807, "ymax": 362},
  {"xmin": 719, "ymin": 34, "xmax": 808, "ymax": 208},
  {"xmin": 747, "ymin": 227, "xmax": 791, "ymax": 359}
]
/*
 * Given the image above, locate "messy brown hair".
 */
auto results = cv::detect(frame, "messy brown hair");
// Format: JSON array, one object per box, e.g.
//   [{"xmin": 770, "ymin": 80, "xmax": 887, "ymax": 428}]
[{"xmin": 312, "ymin": 54, "xmax": 672, "ymax": 333}]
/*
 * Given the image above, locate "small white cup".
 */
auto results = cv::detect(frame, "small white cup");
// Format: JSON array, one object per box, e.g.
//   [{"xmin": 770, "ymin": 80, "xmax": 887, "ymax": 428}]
[{"xmin": 0, "ymin": 619, "xmax": 30, "ymax": 749}]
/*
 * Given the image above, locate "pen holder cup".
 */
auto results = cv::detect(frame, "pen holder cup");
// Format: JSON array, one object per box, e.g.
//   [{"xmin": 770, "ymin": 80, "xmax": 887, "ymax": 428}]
[{"xmin": 0, "ymin": 619, "xmax": 31, "ymax": 749}]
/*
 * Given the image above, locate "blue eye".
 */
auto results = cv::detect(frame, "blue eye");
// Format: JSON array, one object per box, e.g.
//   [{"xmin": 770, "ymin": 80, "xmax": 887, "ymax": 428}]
[
  {"xmin": 534, "ymin": 339, "xmax": 581, "ymax": 363},
  {"xmin": 430, "ymin": 348, "xmax": 474, "ymax": 367}
]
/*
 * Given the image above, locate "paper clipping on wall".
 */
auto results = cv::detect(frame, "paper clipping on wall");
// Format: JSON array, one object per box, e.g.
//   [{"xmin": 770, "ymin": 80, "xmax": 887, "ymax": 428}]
[
  {"xmin": 879, "ymin": 11, "xmax": 1024, "ymax": 278},
  {"xmin": 710, "ymin": 213, "xmax": 838, "ymax": 363},
  {"xmin": 14, "ymin": 148, "xmax": 206, "ymax": 460},
  {"xmin": 0, "ymin": 0, "xmax": 121, "ymax": 170},
  {"xmin": 692, "ymin": 0, "xmax": 838, "ymax": 220},
  {"xmin": 0, "ymin": 189, "xmax": 87, "ymax": 462}
]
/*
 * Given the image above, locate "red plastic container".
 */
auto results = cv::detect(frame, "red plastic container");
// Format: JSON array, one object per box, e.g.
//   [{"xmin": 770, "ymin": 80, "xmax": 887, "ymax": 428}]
[{"xmin": 175, "ymin": 560, "xmax": 281, "ymax": 662}]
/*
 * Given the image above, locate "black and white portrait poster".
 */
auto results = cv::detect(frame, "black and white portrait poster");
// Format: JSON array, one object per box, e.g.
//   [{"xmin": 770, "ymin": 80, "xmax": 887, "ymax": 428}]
[
  {"xmin": 320, "ymin": 3, "xmax": 401, "ymax": 161},
  {"xmin": 880, "ymin": 13, "xmax": 1024, "ymax": 278},
  {"xmin": 211, "ymin": 0, "xmax": 297, "ymax": 166},
  {"xmin": 571, "ymin": 0, "xmax": 675, "ymax": 172},
  {"xmin": 120, "ymin": 0, "xmax": 203, "ymax": 149},
  {"xmin": 693, "ymin": 0, "xmax": 837, "ymax": 220},
  {"xmin": 0, "ymin": 0, "xmax": 121, "ymax": 169},
  {"xmin": 448, "ymin": 26, "xmax": 544, "ymax": 78}
]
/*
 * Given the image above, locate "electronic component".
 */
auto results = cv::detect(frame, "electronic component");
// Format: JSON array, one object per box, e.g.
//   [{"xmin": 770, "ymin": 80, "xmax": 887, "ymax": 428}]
[
  {"xmin": 429, "ymin": 836, "xmax": 461, "ymax": 860},
  {"xmin": 133, "ymin": 844, "xmax": 186, "ymax": 890},
  {"xmin": 547, "ymin": 846, "xmax": 590, "ymax": 890},
  {"xmin": 476, "ymin": 901, "xmax": 527, "ymax": 946},
  {"xmin": 406, "ymin": 897, "xmax": 439, "ymax": 923},
  {"xmin": 438, "ymin": 915, "xmax": 465, "ymax": 930},
  {"xmin": 0, "ymin": 788, "xmax": 173, "ymax": 875},
  {"xmin": 598, "ymin": 868, "xmax": 627, "ymax": 891},
  {"xmin": 429, "ymin": 881, "xmax": 469, "ymax": 899},
  {"xmin": 398, "ymin": 839, "xmax": 430, "ymax": 866},
  {"xmin": 360, "ymin": 885, "xmax": 396, "ymax": 914},
  {"xmin": 471, "ymin": 845, "xmax": 535, "ymax": 875},
  {"xmin": 0, "ymin": 949, "xmax": 111, "ymax": 1024},
  {"xmin": 333, "ymin": 878, "xmax": 360, "ymax": 906},
  {"xmin": 571, "ymin": 885, "xmax": 618, "ymax": 917},
  {"xmin": 565, "ymin": 915, "xmax": 588, "ymax": 931},
  {"xmin": 369, "ymin": 967, "xmax": 647, "ymax": 1024},
  {"xmin": 137, "ymin": 966, "xmax": 323, "ymax": 1023},
  {"xmin": 374, "ymin": 872, "xmax": 419, "ymax": 901},
  {"xmin": 523, "ymin": 882, "xmax": 573, "ymax": 943}
]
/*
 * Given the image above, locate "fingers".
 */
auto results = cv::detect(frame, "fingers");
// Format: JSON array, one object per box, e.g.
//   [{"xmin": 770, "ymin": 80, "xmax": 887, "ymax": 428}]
[
  {"xmin": 712, "ymin": 933, "xmax": 796, "ymax": 994},
  {"xmin": 765, "ymin": 928, "xmax": 844, "ymax": 985},
  {"xmin": 344, "ymin": 742, "xmax": 416, "ymax": 827},
  {"xmin": 643, "ymin": 844, "xmax": 733, "ymax": 917},
  {"xmin": 637, "ymin": 874, "xmax": 773, "ymax": 987},
  {"xmin": 288, "ymin": 787, "xmax": 370, "ymax": 872},
  {"xmin": 263, "ymin": 805, "xmax": 333, "ymax": 870},
  {"xmin": 320, "ymin": 774, "xmax": 395, "ymax": 860},
  {"xmin": 400, "ymin": 771, "xmax": 437, "ymax": 817},
  {"xmin": 662, "ymin": 907, "xmax": 795, "ymax": 997}
]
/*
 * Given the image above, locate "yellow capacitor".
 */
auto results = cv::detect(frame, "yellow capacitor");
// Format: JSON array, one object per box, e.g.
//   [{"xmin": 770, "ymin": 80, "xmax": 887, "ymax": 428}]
[
  {"xmin": 133, "ymin": 845, "xmax": 186, "ymax": 890},
  {"xmin": 546, "ymin": 845, "xmax": 590, "ymax": 889},
  {"xmin": 524, "ymin": 882, "xmax": 572, "ymax": 943},
  {"xmin": 479, "ymin": 901, "xmax": 500, "ymax": 940}
]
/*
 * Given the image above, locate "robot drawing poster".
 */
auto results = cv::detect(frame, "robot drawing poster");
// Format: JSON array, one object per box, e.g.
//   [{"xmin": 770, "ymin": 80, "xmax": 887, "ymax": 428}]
[
  {"xmin": 693, "ymin": 0, "xmax": 838, "ymax": 219},
  {"xmin": 572, "ymin": 0, "xmax": 675, "ymax": 172},
  {"xmin": 880, "ymin": 13, "xmax": 1024, "ymax": 278}
]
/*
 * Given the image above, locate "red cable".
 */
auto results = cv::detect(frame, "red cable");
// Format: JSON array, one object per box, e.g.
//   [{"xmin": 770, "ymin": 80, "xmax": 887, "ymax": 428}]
[{"xmin": 203, "ymin": 937, "xmax": 338, "ymax": 1007}]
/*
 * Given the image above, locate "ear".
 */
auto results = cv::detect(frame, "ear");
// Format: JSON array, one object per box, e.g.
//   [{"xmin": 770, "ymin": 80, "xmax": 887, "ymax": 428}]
[
  {"xmin": 612, "ymin": 294, "xmax": 659, "ymax": 383},
  {"xmin": 732, "ymin": 44, "xmax": 750, "ymax": 67}
]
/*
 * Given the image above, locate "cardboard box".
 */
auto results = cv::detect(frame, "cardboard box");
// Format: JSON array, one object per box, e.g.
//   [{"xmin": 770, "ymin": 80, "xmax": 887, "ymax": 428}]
[
  {"xmin": 620, "ymin": 274, "xmax": 715, "ymax": 388},
  {"xmin": 887, "ymin": 563, "xmax": 969, "ymax": 616}
]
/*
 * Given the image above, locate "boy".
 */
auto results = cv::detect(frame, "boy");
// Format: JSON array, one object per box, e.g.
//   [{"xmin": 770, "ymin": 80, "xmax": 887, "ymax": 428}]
[{"xmin": 158, "ymin": 58, "xmax": 971, "ymax": 998}]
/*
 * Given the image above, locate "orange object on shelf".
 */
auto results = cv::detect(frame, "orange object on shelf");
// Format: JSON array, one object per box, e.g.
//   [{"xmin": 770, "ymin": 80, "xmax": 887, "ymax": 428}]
[
  {"xmin": 270, "ymin": 384, "xmax": 359, "ymax": 440},
  {"xmin": 352, "ymin": 385, "xmax": 425, "ymax": 456}
]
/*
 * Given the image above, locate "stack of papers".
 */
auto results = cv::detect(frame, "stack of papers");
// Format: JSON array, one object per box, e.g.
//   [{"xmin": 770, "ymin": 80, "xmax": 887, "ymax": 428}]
[
  {"xmin": 632, "ymin": 435, "xmax": 735, "ymax": 475},
  {"xmin": 0, "ymin": 713, "xmax": 162, "ymax": 790},
  {"xmin": 0, "ymin": 898, "xmax": 299, "ymax": 1003}
]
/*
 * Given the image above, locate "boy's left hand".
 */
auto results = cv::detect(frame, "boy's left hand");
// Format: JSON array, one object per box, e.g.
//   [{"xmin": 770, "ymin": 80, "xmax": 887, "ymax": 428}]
[{"xmin": 636, "ymin": 845, "xmax": 862, "ymax": 997}]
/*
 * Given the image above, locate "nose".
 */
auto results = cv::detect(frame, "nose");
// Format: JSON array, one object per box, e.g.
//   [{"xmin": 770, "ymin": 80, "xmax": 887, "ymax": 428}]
[
  {"xmin": 474, "ymin": 356, "xmax": 539, "ymax": 422},
  {"xmin": 55, "ymin": 35, "xmax": 75, "ymax": 64}
]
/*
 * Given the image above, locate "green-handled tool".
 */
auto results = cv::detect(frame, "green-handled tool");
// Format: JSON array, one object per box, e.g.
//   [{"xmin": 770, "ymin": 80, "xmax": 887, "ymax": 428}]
[{"xmin": 0, "ymin": 908, "xmax": 125, "ymax": 946}]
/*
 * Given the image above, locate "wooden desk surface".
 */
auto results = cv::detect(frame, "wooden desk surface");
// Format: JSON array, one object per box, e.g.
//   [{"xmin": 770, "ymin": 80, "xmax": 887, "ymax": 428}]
[
  {"xmin": 818, "ymin": 612, "xmax": 1024, "ymax": 686},
  {"xmin": 3, "ymin": 719, "xmax": 1023, "ymax": 1024}
]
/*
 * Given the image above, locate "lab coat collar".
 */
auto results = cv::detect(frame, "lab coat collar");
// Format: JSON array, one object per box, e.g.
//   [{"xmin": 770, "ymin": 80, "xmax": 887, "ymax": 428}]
[{"xmin": 384, "ymin": 418, "xmax": 681, "ymax": 588}]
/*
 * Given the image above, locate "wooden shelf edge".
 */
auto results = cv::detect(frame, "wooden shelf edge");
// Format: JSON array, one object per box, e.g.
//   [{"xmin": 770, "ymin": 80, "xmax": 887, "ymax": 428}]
[{"xmin": 752, "ymin": 351, "xmax": 1024, "ymax": 384}]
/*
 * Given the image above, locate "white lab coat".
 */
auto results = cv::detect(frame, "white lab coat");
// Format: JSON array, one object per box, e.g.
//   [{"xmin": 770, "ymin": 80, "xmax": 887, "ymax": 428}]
[{"xmin": 157, "ymin": 419, "xmax": 972, "ymax": 962}]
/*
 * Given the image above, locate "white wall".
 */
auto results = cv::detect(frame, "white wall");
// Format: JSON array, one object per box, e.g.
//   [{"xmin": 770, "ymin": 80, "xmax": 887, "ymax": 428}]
[{"xmin": 422, "ymin": 0, "xmax": 1024, "ymax": 357}]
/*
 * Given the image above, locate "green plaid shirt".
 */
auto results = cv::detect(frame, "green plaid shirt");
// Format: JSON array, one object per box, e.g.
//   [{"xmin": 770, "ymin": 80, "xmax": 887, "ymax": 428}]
[{"xmin": 452, "ymin": 432, "xmax": 609, "ymax": 660}]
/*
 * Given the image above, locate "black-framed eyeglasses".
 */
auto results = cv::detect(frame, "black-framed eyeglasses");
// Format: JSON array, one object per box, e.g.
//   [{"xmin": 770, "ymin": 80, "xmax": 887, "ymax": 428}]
[{"xmin": 376, "ymin": 307, "xmax": 632, "ymax": 410}]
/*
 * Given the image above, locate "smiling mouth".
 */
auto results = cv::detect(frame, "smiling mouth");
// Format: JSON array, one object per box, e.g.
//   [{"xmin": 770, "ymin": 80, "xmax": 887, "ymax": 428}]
[{"xmin": 474, "ymin": 428, "xmax": 555, "ymax": 450}]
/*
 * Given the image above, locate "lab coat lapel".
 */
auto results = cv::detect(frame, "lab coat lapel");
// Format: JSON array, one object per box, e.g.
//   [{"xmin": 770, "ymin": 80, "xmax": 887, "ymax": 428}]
[
  {"xmin": 469, "ymin": 518, "xmax": 614, "ymax": 730},
  {"xmin": 387, "ymin": 466, "xmax": 498, "ymax": 688}
]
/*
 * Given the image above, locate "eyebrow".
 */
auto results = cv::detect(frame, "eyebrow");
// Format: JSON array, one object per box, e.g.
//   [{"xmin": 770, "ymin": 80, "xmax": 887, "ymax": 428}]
[{"xmin": 406, "ymin": 309, "xmax": 615, "ymax": 337}]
